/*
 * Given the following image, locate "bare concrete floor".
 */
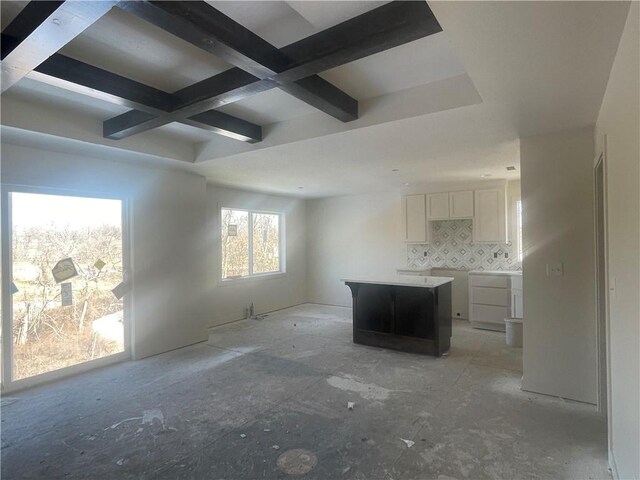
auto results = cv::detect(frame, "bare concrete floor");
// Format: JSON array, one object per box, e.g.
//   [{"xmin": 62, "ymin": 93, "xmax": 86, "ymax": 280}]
[{"xmin": 1, "ymin": 303, "xmax": 609, "ymax": 479}]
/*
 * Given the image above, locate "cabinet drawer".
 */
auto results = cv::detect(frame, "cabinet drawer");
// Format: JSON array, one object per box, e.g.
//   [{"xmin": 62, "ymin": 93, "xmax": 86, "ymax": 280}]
[
  {"xmin": 470, "ymin": 274, "xmax": 509, "ymax": 288},
  {"xmin": 472, "ymin": 286, "xmax": 509, "ymax": 306},
  {"xmin": 471, "ymin": 304, "xmax": 508, "ymax": 325}
]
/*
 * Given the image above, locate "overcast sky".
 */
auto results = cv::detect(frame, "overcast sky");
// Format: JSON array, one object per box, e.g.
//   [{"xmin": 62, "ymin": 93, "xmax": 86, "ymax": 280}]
[{"xmin": 11, "ymin": 192, "xmax": 121, "ymax": 229}]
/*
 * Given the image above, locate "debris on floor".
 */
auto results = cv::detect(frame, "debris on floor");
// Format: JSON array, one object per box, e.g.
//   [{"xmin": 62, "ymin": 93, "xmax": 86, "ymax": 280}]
[
  {"xmin": 347, "ymin": 401, "xmax": 355, "ymax": 410},
  {"xmin": 400, "ymin": 438, "xmax": 415, "ymax": 448},
  {"xmin": 240, "ymin": 434, "xmax": 246, "ymax": 438},
  {"xmin": 276, "ymin": 449, "xmax": 318, "ymax": 475},
  {"xmin": 272, "ymin": 445, "xmax": 280, "ymax": 450},
  {"xmin": 263, "ymin": 429, "xmax": 271, "ymax": 432}
]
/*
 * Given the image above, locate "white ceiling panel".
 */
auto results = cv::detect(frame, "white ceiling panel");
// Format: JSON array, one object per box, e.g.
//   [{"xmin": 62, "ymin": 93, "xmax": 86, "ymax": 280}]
[
  {"xmin": 321, "ymin": 32, "xmax": 467, "ymax": 100},
  {"xmin": 209, "ymin": 1, "xmax": 318, "ymax": 48},
  {"xmin": 60, "ymin": 8, "xmax": 232, "ymax": 92},
  {"xmin": 286, "ymin": 1, "xmax": 389, "ymax": 30},
  {"xmin": 5, "ymin": 78, "xmax": 126, "ymax": 118},
  {"xmin": 217, "ymin": 88, "xmax": 318, "ymax": 125}
]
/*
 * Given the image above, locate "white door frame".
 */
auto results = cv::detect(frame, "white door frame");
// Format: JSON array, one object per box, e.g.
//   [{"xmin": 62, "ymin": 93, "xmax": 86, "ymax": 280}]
[
  {"xmin": 592, "ymin": 137, "xmax": 612, "ymax": 427},
  {"xmin": 0, "ymin": 184, "xmax": 132, "ymax": 393}
]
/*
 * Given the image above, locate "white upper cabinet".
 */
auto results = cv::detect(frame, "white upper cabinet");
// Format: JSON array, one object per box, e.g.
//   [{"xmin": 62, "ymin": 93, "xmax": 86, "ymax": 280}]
[
  {"xmin": 426, "ymin": 193, "xmax": 449, "ymax": 220},
  {"xmin": 449, "ymin": 190, "xmax": 474, "ymax": 219},
  {"xmin": 402, "ymin": 194, "xmax": 429, "ymax": 243},
  {"xmin": 473, "ymin": 188, "xmax": 507, "ymax": 243}
]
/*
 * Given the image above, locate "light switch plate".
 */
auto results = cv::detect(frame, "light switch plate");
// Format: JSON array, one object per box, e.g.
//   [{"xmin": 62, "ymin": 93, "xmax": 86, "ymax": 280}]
[{"xmin": 546, "ymin": 263, "xmax": 564, "ymax": 277}]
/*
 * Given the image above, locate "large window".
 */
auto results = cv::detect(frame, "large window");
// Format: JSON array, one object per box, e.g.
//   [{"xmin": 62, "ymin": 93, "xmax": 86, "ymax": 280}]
[{"xmin": 221, "ymin": 208, "xmax": 283, "ymax": 280}]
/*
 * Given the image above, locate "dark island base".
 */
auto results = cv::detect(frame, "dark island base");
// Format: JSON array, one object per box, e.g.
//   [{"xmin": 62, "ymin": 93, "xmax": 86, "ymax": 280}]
[{"xmin": 345, "ymin": 282, "xmax": 452, "ymax": 357}]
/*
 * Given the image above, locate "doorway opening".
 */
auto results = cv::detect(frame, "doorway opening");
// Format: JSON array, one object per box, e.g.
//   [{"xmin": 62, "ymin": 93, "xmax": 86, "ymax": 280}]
[{"xmin": 1, "ymin": 188, "xmax": 130, "ymax": 391}]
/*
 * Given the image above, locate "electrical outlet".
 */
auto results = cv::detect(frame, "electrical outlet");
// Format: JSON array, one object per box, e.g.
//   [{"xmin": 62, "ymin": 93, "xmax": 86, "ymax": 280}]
[
  {"xmin": 423, "ymin": 251, "xmax": 428, "ymax": 257},
  {"xmin": 494, "ymin": 252, "xmax": 498, "ymax": 258},
  {"xmin": 505, "ymin": 252, "xmax": 509, "ymax": 258},
  {"xmin": 546, "ymin": 263, "xmax": 564, "ymax": 277}
]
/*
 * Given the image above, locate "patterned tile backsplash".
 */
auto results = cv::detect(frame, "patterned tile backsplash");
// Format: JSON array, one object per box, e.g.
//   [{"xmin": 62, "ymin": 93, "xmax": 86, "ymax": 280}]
[{"xmin": 407, "ymin": 219, "xmax": 522, "ymax": 271}]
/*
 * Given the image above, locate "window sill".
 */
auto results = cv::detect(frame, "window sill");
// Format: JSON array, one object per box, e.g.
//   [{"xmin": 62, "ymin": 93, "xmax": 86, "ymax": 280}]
[{"xmin": 218, "ymin": 272, "xmax": 288, "ymax": 287}]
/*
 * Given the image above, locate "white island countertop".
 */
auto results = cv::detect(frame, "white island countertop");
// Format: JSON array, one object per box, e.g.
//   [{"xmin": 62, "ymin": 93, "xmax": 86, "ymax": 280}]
[{"xmin": 341, "ymin": 275, "xmax": 454, "ymax": 288}]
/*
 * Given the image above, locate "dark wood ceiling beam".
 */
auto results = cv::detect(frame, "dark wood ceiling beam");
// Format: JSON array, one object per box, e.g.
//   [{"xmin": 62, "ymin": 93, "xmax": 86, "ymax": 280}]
[
  {"xmin": 1, "ymin": 0, "xmax": 116, "ymax": 93},
  {"xmin": 103, "ymin": 0, "xmax": 440, "ymax": 140},
  {"xmin": 103, "ymin": 69, "xmax": 275, "ymax": 140},
  {"xmin": 274, "ymin": 1, "xmax": 442, "ymax": 84},
  {"xmin": 280, "ymin": 77, "xmax": 358, "ymax": 123},
  {"xmin": 1, "ymin": 1, "xmax": 65, "ymax": 58},
  {"xmin": 114, "ymin": 0, "xmax": 356, "ymax": 126},
  {"xmin": 116, "ymin": 1, "xmax": 286, "ymax": 79},
  {"xmin": 184, "ymin": 110, "xmax": 262, "ymax": 143},
  {"xmin": 21, "ymin": 52, "xmax": 262, "ymax": 143},
  {"xmin": 31, "ymin": 52, "xmax": 175, "ymax": 113}
]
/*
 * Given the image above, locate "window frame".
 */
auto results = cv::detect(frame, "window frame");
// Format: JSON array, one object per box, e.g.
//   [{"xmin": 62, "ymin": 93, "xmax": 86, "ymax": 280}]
[
  {"xmin": 1, "ymin": 184, "xmax": 132, "ymax": 392},
  {"xmin": 219, "ymin": 206, "xmax": 286, "ymax": 283}
]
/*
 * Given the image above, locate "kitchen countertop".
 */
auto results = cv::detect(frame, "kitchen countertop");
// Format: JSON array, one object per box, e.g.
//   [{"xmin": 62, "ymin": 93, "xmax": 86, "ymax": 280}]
[
  {"xmin": 342, "ymin": 275, "xmax": 454, "ymax": 288},
  {"xmin": 468, "ymin": 270, "xmax": 522, "ymax": 276}
]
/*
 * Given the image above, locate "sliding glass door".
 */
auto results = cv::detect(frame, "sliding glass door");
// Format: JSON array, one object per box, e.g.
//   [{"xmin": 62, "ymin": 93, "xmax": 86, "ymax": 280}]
[{"xmin": 1, "ymin": 187, "xmax": 130, "ymax": 390}]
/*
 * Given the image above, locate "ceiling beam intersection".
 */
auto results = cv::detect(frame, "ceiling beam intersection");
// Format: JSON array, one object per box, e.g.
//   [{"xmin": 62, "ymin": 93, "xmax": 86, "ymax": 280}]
[{"xmin": 104, "ymin": 0, "xmax": 441, "ymax": 140}]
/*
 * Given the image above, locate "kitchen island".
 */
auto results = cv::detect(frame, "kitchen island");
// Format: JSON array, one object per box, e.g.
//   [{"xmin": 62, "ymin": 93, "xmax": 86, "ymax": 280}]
[{"xmin": 342, "ymin": 276, "xmax": 454, "ymax": 357}]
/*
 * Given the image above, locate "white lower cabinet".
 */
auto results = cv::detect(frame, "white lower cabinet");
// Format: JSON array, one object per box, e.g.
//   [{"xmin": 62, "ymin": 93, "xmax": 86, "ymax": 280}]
[{"xmin": 468, "ymin": 271, "xmax": 521, "ymax": 331}]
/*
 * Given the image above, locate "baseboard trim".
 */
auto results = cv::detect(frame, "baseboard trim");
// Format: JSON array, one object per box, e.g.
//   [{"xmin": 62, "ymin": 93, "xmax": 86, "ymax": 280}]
[{"xmin": 207, "ymin": 302, "xmax": 309, "ymax": 331}]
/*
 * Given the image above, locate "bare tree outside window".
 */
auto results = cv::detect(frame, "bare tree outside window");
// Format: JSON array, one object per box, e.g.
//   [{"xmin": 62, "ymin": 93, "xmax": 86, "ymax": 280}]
[
  {"xmin": 221, "ymin": 209, "xmax": 249, "ymax": 278},
  {"xmin": 221, "ymin": 208, "xmax": 282, "ymax": 279},
  {"xmin": 253, "ymin": 213, "xmax": 280, "ymax": 274},
  {"xmin": 9, "ymin": 193, "xmax": 124, "ymax": 381}
]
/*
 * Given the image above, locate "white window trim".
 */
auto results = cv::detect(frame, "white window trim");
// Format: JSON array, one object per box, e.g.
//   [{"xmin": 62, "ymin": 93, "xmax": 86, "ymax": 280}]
[
  {"xmin": 0, "ymin": 184, "xmax": 132, "ymax": 392},
  {"xmin": 219, "ymin": 207, "xmax": 286, "ymax": 283}
]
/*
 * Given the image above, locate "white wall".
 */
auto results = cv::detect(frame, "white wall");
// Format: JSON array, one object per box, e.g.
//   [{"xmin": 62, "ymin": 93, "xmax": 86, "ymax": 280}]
[
  {"xmin": 206, "ymin": 185, "xmax": 307, "ymax": 325},
  {"xmin": 520, "ymin": 127, "xmax": 597, "ymax": 404},
  {"xmin": 595, "ymin": 3, "xmax": 640, "ymax": 478},
  {"xmin": 306, "ymin": 182, "xmax": 521, "ymax": 309},
  {"xmin": 307, "ymin": 192, "xmax": 405, "ymax": 307},
  {"xmin": 1, "ymin": 143, "xmax": 209, "ymax": 359}
]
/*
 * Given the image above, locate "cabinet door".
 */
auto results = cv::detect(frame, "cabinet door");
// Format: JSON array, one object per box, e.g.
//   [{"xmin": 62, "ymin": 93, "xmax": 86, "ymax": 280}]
[
  {"xmin": 473, "ymin": 188, "xmax": 507, "ymax": 243},
  {"xmin": 403, "ymin": 194, "xmax": 427, "ymax": 243},
  {"xmin": 449, "ymin": 190, "xmax": 474, "ymax": 219},
  {"xmin": 427, "ymin": 193, "xmax": 449, "ymax": 220}
]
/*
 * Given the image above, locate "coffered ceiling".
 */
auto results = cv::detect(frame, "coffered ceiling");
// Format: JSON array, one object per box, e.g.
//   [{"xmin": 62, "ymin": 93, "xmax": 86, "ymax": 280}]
[{"xmin": 0, "ymin": 1, "xmax": 631, "ymax": 197}]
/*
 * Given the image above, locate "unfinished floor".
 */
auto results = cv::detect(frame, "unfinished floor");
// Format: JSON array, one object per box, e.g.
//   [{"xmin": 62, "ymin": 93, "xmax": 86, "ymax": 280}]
[{"xmin": 1, "ymin": 304, "xmax": 609, "ymax": 479}]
